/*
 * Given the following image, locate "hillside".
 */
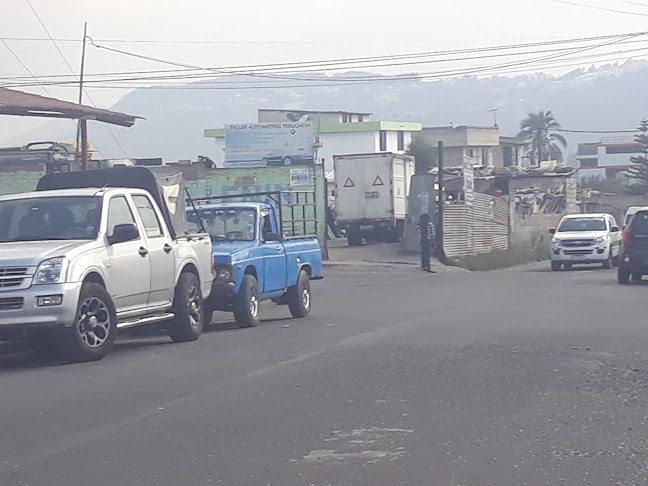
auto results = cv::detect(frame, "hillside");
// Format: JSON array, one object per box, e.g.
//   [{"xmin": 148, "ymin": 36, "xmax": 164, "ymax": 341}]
[{"xmin": 11, "ymin": 61, "xmax": 648, "ymax": 161}]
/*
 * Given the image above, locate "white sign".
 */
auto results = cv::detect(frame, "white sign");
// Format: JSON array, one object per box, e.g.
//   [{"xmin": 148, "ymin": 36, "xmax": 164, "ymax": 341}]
[
  {"xmin": 290, "ymin": 168, "xmax": 310, "ymax": 186},
  {"xmin": 463, "ymin": 159, "xmax": 474, "ymax": 207},
  {"xmin": 224, "ymin": 122, "xmax": 314, "ymax": 168}
]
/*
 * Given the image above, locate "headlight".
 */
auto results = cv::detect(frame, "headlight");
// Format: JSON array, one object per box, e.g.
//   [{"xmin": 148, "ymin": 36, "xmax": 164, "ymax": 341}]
[
  {"xmin": 217, "ymin": 266, "xmax": 232, "ymax": 280},
  {"xmin": 552, "ymin": 237, "xmax": 561, "ymax": 246},
  {"xmin": 593, "ymin": 237, "xmax": 604, "ymax": 245},
  {"xmin": 33, "ymin": 257, "xmax": 68, "ymax": 285}
]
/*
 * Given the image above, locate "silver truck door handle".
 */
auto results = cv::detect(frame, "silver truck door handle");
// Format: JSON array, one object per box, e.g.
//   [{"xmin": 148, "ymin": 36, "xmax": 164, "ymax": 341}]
[
  {"xmin": 276, "ymin": 246, "xmax": 282, "ymax": 252},
  {"xmin": 138, "ymin": 247, "xmax": 149, "ymax": 257},
  {"xmin": 163, "ymin": 243, "xmax": 173, "ymax": 254}
]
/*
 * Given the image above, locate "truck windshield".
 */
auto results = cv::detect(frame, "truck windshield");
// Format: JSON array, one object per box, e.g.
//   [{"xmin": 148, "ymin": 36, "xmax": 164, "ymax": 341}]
[
  {"xmin": 187, "ymin": 207, "xmax": 256, "ymax": 241},
  {"xmin": 0, "ymin": 196, "xmax": 102, "ymax": 242},
  {"xmin": 558, "ymin": 217, "xmax": 606, "ymax": 232}
]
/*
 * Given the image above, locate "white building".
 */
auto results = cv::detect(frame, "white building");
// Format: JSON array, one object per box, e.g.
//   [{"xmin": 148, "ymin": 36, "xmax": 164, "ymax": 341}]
[
  {"xmin": 421, "ymin": 125, "xmax": 500, "ymax": 167},
  {"xmin": 203, "ymin": 109, "xmax": 422, "ymax": 172},
  {"xmin": 576, "ymin": 137, "xmax": 643, "ymax": 180}
]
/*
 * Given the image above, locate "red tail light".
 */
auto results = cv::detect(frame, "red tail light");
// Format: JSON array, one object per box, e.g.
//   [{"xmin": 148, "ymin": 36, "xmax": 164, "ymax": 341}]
[{"xmin": 623, "ymin": 227, "xmax": 632, "ymax": 245}]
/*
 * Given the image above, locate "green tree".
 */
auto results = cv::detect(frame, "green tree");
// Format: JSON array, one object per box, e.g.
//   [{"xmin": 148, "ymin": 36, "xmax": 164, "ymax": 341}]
[
  {"xmin": 517, "ymin": 110, "xmax": 567, "ymax": 164},
  {"xmin": 407, "ymin": 134, "xmax": 437, "ymax": 174},
  {"xmin": 630, "ymin": 119, "xmax": 648, "ymax": 166}
]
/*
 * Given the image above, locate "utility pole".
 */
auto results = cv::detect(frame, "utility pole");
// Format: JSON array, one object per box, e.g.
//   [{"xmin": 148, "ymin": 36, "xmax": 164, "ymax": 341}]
[
  {"xmin": 76, "ymin": 22, "xmax": 88, "ymax": 168},
  {"xmin": 490, "ymin": 108, "xmax": 499, "ymax": 128},
  {"xmin": 436, "ymin": 141, "xmax": 447, "ymax": 264}
]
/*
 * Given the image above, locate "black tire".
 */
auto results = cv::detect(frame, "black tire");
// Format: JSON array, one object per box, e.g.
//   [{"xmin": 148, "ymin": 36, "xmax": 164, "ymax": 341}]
[
  {"xmin": 618, "ymin": 267, "xmax": 630, "ymax": 284},
  {"xmin": 287, "ymin": 270, "xmax": 311, "ymax": 318},
  {"xmin": 603, "ymin": 253, "xmax": 612, "ymax": 269},
  {"xmin": 347, "ymin": 230, "xmax": 362, "ymax": 247},
  {"xmin": 168, "ymin": 272, "xmax": 204, "ymax": 343},
  {"xmin": 551, "ymin": 261, "xmax": 561, "ymax": 271},
  {"xmin": 63, "ymin": 282, "xmax": 117, "ymax": 362},
  {"xmin": 283, "ymin": 157, "xmax": 293, "ymax": 166},
  {"xmin": 564, "ymin": 263, "xmax": 572, "ymax": 271},
  {"xmin": 632, "ymin": 272, "xmax": 642, "ymax": 283},
  {"xmin": 233, "ymin": 274, "xmax": 261, "ymax": 328}
]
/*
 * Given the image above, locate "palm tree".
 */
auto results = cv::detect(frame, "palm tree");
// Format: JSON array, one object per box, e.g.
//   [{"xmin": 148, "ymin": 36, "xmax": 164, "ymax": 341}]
[
  {"xmin": 517, "ymin": 110, "xmax": 567, "ymax": 164},
  {"xmin": 407, "ymin": 134, "xmax": 437, "ymax": 174}
]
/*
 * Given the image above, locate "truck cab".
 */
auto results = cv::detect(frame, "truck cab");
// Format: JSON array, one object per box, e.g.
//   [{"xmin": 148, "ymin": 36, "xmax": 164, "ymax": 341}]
[{"xmin": 187, "ymin": 201, "xmax": 322, "ymax": 328}]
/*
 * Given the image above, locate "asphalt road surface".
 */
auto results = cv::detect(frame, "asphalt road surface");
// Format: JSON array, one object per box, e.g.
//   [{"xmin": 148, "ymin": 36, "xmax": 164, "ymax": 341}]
[{"xmin": 2, "ymin": 263, "xmax": 648, "ymax": 485}]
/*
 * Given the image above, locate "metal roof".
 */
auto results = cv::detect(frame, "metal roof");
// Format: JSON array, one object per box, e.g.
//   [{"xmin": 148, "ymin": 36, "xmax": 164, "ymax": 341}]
[{"xmin": 0, "ymin": 88, "xmax": 142, "ymax": 127}]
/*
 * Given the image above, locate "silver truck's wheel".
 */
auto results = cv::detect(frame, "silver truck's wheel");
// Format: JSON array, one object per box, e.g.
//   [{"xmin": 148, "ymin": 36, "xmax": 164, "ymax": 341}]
[
  {"xmin": 233, "ymin": 274, "xmax": 261, "ymax": 328},
  {"xmin": 287, "ymin": 270, "xmax": 311, "ymax": 318},
  {"xmin": 168, "ymin": 272, "xmax": 204, "ymax": 342},
  {"xmin": 64, "ymin": 282, "xmax": 116, "ymax": 362}
]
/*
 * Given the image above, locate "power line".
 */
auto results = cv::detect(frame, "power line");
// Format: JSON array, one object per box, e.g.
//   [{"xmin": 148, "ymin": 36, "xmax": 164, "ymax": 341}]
[
  {"xmin": 614, "ymin": 0, "xmax": 648, "ymax": 9},
  {"xmin": 0, "ymin": 38, "xmax": 53, "ymax": 97},
  {"xmin": 553, "ymin": 0, "xmax": 648, "ymax": 17},
  {"xmin": 28, "ymin": 44, "xmax": 648, "ymax": 91},
  {"xmin": 557, "ymin": 129, "xmax": 638, "ymax": 133},
  {"xmin": 1, "ymin": 31, "xmax": 641, "ymax": 84}
]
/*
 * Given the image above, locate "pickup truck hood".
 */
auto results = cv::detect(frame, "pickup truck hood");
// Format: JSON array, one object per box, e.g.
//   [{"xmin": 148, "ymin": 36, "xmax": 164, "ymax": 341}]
[
  {"xmin": 556, "ymin": 231, "xmax": 607, "ymax": 240},
  {"xmin": 0, "ymin": 240, "xmax": 90, "ymax": 267},
  {"xmin": 211, "ymin": 241, "xmax": 257, "ymax": 264}
]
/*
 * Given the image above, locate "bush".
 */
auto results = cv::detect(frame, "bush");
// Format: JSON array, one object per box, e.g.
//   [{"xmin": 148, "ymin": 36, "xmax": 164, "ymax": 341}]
[{"xmin": 449, "ymin": 248, "xmax": 550, "ymax": 271}]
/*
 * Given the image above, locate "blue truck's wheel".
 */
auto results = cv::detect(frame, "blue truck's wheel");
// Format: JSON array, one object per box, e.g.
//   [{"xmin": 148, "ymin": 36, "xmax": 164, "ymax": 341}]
[
  {"xmin": 287, "ymin": 270, "xmax": 311, "ymax": 318},
  {"xmin": 234, "ymin": 274, "xmax": 261, "ymax": 327}
]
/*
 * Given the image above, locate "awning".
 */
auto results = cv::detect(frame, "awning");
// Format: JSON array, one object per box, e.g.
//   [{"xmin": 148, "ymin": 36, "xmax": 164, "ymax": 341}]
[{"xmin": 0, "ymin": 88, "xmax": 142, "ymax": 127}]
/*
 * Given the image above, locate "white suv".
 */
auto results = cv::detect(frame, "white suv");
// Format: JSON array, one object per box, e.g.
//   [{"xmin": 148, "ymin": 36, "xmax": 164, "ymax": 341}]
[{"xmin": 550, "ymin": 213, "xmax": 622, "ymax": 271}]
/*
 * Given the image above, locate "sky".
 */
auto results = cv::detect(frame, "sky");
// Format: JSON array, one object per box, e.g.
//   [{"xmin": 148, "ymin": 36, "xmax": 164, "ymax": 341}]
[{"xmin": 2, "ymin": 0, "xmax": 648, "ymax": 145}]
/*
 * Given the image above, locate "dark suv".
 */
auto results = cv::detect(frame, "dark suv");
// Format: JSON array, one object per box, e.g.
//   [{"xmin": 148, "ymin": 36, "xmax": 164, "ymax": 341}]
[{"xmin": 618, "ymin": 208, "xmax": 648, "ymax": 283}]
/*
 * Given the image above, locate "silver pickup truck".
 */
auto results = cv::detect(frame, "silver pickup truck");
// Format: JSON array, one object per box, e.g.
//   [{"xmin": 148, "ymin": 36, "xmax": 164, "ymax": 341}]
[{"xmin": 0, "ymin": 167, "xmax": 213, "ymax": 362}]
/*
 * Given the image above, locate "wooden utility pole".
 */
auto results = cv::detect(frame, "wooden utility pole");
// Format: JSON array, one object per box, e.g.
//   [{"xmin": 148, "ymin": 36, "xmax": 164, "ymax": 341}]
[
  {"xmin": 436, "ymin": 140, "xmax": 447, "ymax": 263},
  {"xmin": 76, "ymin": 22, "xmax": 88, "ymax": 168}
]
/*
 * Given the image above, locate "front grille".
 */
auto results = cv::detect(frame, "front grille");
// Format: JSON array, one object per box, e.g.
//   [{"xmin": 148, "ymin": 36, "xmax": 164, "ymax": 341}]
[
  {"xmin": 562, "ymin": 239, "xmax": 594, "ymax": 247},
  {"xmin": 564, "ymin": 249, "xmax": 593, "ymax": 256},
  {"xmin": 0, "ymin": 267, "xmax": 29, "ymax": 289},
  {"xmin": 0, "ymin": 297, "xmax": 23, "ymax": 310}
]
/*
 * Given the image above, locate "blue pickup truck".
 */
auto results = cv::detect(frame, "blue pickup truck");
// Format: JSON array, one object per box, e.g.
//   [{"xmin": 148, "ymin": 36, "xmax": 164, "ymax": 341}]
[{"xmin": 186, "ymin": 201, "xmax": 323, "ymax": 327}]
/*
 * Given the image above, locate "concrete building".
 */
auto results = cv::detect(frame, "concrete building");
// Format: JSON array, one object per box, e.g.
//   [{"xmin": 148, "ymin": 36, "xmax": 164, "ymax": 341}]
[
  {"xmin": 421, "ymin": 125, "xmax": 500, "ymax": 167},
  {"xmin": 576, "ymin": 136, "xmax": 643, "ymax": 180},
  {"xmin": 494, "ymin": 136, "xmax": 527, "ymax": 168},
  {"xmin": 203, "ymin": 109, "xmax": 422, "ymax": 171}
]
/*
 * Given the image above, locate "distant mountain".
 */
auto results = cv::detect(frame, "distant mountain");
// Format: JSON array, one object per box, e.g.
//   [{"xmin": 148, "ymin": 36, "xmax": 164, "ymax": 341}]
[{"xmin": 11, "ymin": 61, "xmax": 648, "ymax": 161}]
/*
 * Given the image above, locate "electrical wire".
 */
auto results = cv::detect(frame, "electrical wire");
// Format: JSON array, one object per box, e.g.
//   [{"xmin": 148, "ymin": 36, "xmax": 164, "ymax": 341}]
[
  {"xmin": 553, "ymin": 0, "xmax": 648, "ymax": 17},
  {"xmin": 0, "ymin": 38, "xmax": 53, "ymax": 97},
  {"xmin": 1, "ymin": 31, "xmax": 643, "ymax": 85}
]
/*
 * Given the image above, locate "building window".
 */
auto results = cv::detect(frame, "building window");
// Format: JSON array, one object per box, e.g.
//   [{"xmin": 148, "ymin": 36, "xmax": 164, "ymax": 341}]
[
  {"xmin": 358, "ymin": 115, "xmax": 363, "ymax": 122},
  {"xmin": 379, "ymin": 131, "xmax": 387, "ymax": 151},
  {"xmin": 397, "ymin": 131, "xmax": 405, "ymax": 151},
  {"xmin": 342, "ymin": 113, "xmax": 348, "ymax": 123},
  {"xmin": 503, "ymin": 146, "xmax": 513, "ymax": 167}
]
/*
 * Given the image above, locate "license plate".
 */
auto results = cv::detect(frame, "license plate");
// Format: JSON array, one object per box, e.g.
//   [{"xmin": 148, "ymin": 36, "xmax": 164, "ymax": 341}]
[
  {"xmin": 364, "ymin": 191, "xmax": 379, "ymax": 199},
  {"xmin": 571, "ymin": 255, "xmax": 586, "ymax": 260}
]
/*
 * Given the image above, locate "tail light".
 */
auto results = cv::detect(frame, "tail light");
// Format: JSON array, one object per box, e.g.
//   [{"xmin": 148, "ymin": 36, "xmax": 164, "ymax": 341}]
[
  {"xmin": 211, "ymin": 259, "xmax": 216, "ymax": 275},
  {"xmin": 623, "ymin": 227, "xmax": 632, "ymax": 246}
]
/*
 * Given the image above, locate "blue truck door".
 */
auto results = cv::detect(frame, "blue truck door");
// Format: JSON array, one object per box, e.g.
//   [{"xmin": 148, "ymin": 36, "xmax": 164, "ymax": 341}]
[{"xmin": 259, "ymin": 209, "xmax": 287, "ymax": 292}]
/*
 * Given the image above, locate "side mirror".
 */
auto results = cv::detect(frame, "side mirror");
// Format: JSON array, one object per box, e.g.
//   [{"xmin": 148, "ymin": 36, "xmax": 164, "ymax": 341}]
[
  {"xmin": 108, "ymin": 224, "xmax": 139, "ymax": 245},
  {"xmin": 611, "ymin": 226, "xmax": 620, "ymax": 233},
  {"xmin": 549, "ymin": 228, "xmax": 556, "ymax": 235},
  {"xmin": 264, "ymin": 232, "xmax": 281, "ymax": 242}
]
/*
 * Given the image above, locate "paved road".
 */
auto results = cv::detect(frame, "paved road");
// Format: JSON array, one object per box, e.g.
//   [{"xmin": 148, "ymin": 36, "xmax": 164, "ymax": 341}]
[{"xmin": 2, "ymin": 263, "xmax": 648, "ymax": 485}]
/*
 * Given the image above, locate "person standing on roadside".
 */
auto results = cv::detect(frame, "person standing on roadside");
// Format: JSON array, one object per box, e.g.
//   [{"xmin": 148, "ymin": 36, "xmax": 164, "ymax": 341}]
[{"xmin": 416, "ymin": 213, "xmax": 435, "ymax": 272}]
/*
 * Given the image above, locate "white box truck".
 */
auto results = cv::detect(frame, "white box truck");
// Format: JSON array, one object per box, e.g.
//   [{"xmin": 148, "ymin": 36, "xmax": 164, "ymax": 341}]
[{"xmin": 334, "ymin": 153, "xmax": 415, "ymax": 246}]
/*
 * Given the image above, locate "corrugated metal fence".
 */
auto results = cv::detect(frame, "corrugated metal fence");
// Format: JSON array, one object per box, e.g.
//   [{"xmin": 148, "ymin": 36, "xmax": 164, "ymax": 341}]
[{"xmin": 443, "ymin": 193, "xmax": 509, "ymax": 257}]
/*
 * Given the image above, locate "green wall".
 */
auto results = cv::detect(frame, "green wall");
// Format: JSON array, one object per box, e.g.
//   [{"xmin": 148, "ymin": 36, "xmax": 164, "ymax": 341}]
[{"xmin": 0, "ymin": 169, "xmax": 45, "ymax": 196}]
